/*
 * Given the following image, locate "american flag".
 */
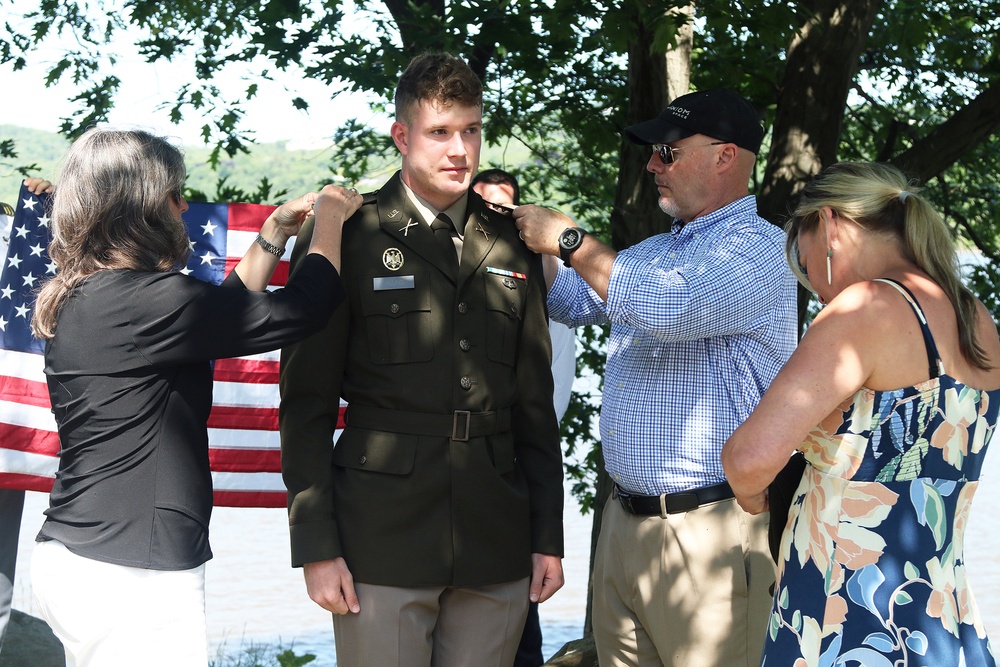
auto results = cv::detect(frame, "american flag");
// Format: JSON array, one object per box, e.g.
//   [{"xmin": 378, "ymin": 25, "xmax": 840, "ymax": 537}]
[{"xmin": 0, "ymin": 183, "xmax": 343, "ymax": 508}]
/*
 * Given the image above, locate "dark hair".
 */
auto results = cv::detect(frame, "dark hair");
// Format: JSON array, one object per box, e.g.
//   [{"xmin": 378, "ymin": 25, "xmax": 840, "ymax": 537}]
[
  {"xmin": 32, "ymin": 128, "xmax": 190, "ymax": 338},
  {"xmin": 394, "ymin": 52, "xmax": 483, "ymax": 125},
  {"xmin": 786, "ymin": 161, "xmax": 990, "ymax": 369},
  {"xmin": 471, "ymin": 168, "xmax": 521, "ymax": 205}
]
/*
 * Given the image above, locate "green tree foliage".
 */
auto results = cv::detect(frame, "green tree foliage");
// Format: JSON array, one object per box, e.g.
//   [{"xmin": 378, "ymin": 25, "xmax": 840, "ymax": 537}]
[
  {"xmin": 0, "ymin": 125, "xmax": 50, "ymax": 207},
  {"xmin": 4, "ymin": 0, "xmax": 1000, "ymax": 513},
  {"xmin": 5, "ymin": 0, "xmax": 1000, "ymax": 236},
  {"xmin": 691, "ymin": 0, "xmax": 1000, "ymax": 322}
]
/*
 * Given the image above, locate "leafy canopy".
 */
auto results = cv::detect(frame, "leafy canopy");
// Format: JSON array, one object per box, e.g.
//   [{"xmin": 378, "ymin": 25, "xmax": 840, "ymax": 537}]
[{"xmin": 6, "ymin": 0, "xmax": 1000, "ymax": 508}]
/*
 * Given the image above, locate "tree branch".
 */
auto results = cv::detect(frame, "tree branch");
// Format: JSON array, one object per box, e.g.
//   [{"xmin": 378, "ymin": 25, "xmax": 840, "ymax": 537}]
[
  {"xmin": 758, "ymin": 0, "xmax": 882, "ymax": 223},
  {"xmin": 889, "ymin": 80, "xmax": 1000, "ymax": 183}
]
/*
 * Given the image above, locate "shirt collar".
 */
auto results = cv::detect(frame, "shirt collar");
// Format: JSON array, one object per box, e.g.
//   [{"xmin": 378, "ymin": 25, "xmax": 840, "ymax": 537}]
[
  {"xmin": 401, "ymin": 180, "xmax": 469, "ymax": 237},
  {"xmin": 672, "ymin": 196, "xmax": 758, "ymax": 235}
]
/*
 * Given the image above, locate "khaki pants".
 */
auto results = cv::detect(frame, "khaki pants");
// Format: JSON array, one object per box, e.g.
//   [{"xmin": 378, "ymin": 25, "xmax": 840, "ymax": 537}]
[
  {"xmin": 332, "ymin": 577, "xmax": 530, "ymax": 667},
  {"xmin": 593, "ymin": 495, "xmax": 773, "ymax": 667}
]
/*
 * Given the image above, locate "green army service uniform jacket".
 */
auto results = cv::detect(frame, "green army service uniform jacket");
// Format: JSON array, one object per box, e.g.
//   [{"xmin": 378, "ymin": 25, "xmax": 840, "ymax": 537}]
[{"xmin": 279, "ymin": 172, "xmax": 565, "ymax": 587}]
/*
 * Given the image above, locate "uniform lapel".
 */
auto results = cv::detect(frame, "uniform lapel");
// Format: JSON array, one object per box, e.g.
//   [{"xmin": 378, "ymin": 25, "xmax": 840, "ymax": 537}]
[
  {"xmin": 458, "ymin": 197, "xmax": 510, "ymax": 286},
  {"xmin": 376, "ymin": 174, "xmax": 456, "ymax": 283}
]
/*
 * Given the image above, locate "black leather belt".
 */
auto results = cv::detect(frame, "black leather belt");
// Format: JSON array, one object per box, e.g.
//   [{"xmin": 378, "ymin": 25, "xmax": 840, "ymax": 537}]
[
  {"xmin": 345, "ymin": 405, "xmax": 511, "ymax": 442},
  {"xmin": 612, "ymin": 482, "xmax": 734, "ymax": 516}
]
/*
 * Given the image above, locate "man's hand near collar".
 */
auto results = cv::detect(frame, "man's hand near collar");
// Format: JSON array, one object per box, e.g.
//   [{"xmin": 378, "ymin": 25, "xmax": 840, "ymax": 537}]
[{"xmin": 514, "ymin": 204, "xmax": 617, "ymax": 301}]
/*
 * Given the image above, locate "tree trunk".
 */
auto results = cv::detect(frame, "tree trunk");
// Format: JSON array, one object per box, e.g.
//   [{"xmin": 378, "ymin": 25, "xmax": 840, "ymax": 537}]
[
  {"xmin": 610, "ymin": 3, "xmax": 693, "ymax": 250},
  {"xmin": 889, "ymin": 80, "xmax": 1000, "ymax": 183},
  {"xmin": 578, "ymin": 0, "xmax": 694, "ymax": 639},
  {"xmin": 757, "ymin": 0, "xmax": 882, "ymax": 225},
  {"xmin": 383, "ymin": 0, "xmax": 447, "ymax": 54}
]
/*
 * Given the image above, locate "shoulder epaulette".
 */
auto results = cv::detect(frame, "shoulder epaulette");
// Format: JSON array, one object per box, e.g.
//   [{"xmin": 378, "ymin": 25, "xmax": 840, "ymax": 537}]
[{"xmin": 482, "ymin": 200, "xmax": 515, "ymax": 218}]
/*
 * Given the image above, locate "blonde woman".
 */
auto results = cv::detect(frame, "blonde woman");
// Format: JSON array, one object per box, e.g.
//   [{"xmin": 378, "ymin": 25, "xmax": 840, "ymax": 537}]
[{"xmin": 722, "ymin": 162, "xmax": 999, "ymax": 666}]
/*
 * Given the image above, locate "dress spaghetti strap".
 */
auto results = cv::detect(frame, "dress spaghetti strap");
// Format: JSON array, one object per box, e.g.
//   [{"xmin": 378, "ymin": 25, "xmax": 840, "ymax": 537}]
[{"xmin": 873, "ymin": 278, "xmax": 945, "ymax": 379}]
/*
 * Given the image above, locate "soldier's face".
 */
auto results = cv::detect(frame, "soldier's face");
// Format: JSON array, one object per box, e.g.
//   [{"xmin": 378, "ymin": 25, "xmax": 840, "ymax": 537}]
[{"xmin": 392, "ymin": 100, "xmax": 482, "ymax": 211}]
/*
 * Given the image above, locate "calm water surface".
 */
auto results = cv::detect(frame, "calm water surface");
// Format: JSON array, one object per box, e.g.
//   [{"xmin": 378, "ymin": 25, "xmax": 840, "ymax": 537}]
[
  {"xmin": 14, "ymin": 446, "xmax": 1000, "ymax": 665},
  {"xmin": 13, "ymin": 490, "xmax": 591, "ymax": 665}
]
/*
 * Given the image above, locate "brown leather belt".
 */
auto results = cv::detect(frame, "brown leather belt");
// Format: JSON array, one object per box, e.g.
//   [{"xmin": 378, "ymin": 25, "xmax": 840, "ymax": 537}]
[
  {"xmin": 612, "ymin": 482, "xmax": 734, "ymax": 516},
  {"xmin": 345, "ymin": 405, "xmax": 511, "ymax": 442}
]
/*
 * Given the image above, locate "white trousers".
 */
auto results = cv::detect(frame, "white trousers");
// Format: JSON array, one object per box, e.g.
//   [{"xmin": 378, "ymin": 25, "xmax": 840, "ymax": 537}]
[{"xmin": 31, "ymin": 539, "xmax": 208, "ymax": 667}]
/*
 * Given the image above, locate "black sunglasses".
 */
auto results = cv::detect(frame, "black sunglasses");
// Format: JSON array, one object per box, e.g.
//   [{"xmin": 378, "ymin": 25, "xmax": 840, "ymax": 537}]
[{"xmin": 652, "ymin": 141, "xmax": 726, "ymax": 164}]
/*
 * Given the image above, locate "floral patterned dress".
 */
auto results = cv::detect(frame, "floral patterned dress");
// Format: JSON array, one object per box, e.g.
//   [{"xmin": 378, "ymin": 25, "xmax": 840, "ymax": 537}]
[{"xmin": 763, "ymin": 280, "xmax": 999, "ymax": 667}]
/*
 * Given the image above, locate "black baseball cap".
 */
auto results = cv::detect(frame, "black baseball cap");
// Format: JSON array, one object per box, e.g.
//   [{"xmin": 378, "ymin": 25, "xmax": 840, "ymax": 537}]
[{"xmin": 623, "ymin": 89, "xmax": 764, "ymax": 154}]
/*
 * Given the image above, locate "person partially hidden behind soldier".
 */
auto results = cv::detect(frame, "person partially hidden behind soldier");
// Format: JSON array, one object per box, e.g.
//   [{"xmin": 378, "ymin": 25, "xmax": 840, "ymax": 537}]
[
  {"xmin": 279, "ymin": 53, "xmax": 565, "ymax": 667},
  {"xmin": 471, "ymin": 167, "xmax": 577, "ymax": 667}
]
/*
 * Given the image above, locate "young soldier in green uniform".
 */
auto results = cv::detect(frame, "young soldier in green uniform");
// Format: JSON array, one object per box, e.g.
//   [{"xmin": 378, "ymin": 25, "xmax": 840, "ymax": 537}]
[{"xmin": 279, "ymin": 53, "xmax": 565, "ymax": 667}]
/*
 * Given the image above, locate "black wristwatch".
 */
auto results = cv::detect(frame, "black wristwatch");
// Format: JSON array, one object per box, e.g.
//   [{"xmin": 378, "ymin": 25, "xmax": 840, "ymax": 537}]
[{"xmin": 558, "ymin": 227, "xmax": 588, "ymax": 267}]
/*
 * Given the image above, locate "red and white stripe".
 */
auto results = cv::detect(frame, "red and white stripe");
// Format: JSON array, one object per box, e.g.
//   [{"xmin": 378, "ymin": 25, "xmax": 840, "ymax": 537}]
[{"xmin": 0, "ymin": 203, "xmax": 344, "ymax": 508}]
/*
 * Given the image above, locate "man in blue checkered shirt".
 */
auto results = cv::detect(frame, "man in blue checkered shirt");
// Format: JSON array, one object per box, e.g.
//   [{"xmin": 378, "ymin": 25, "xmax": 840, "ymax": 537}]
[{"xmin": 514, "ymin": 89, "xmax": 797, "ymax": 667}]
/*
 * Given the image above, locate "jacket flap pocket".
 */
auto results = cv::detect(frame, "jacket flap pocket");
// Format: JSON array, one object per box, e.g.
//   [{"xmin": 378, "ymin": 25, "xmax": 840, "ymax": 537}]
[
  {"xmin": 358, "ymin": 274, "xmax": 430, "ymax": 319},
  {"xmin": 484, "ymin": 272, "xmax": 526, "ymax": 320},
  {"xmin": 332, "ymin": 427, "xmax": 417, "ymax": 475}
]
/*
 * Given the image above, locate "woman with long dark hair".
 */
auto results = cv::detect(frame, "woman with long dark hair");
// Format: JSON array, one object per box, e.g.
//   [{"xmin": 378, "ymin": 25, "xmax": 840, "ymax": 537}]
[{"xmin": 29, "ymin": 127, "xmax": 359, "ymax": 666}]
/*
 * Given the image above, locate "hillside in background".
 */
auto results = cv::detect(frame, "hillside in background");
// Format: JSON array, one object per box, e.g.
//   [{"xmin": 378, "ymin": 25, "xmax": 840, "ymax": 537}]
[
  {"xmin": 1, "ymin": 125, "xmax": 351, "ymax": 208},
  {"xmin": 1, "ymin": 125, "xmax": 534, "ymax": 210},
  {"xmin": 0, "ymin": 126, "xmax": 66, "ymax": 208}
]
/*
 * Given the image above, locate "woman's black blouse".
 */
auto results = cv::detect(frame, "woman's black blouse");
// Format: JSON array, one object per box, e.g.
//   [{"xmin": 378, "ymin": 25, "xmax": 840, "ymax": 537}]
[{"xmin": 36, "ymin": 255, "xmax": 344, "ymax": 570}]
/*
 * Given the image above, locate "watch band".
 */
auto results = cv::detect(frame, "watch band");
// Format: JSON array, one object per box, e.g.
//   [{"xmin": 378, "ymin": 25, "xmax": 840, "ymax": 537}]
[
  {"xmin": 559, "ymin": 228, "xmax": 587, "ymax": 267},
  {"xmin": 255, "ymin": 233, "xmax": 285, "ymax": 257},
  {"xmin": 559, "ymin": 243, "xmax": 573, "ymax": 267}
]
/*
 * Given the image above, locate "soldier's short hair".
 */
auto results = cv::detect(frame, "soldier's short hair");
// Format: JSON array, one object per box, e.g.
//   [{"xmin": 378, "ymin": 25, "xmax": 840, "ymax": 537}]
[{"xmin": 394, "ymin": 52, "xmax": 482, "ymax": 124}]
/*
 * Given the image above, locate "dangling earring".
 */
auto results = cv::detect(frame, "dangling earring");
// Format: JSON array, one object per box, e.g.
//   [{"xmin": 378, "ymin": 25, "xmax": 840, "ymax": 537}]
[{"xmin": 826, "ymin": 249, "xmax": 833, "ymax": 285}]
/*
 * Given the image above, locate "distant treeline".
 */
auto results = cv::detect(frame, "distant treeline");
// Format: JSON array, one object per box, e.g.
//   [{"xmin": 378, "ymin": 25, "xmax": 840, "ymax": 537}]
[
  {"xmin": 1, "ymin": 125, "xmax": 355, "ymax": 208},
  {"xmin": 1, "ymin": 125, "xmax": 532, "ymax": 210}
]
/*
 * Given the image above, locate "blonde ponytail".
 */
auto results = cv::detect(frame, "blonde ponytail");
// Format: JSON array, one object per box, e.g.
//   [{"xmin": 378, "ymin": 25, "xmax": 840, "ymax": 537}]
[{"xmin": 787, "ymin": 162, "xmax": 990, "ymax": 369}]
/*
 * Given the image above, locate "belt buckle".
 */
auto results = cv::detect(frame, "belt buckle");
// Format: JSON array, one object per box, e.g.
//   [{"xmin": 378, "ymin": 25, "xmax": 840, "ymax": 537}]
[
  {"xmin": 452, "ymin": 410, "xmax": 471, "ymax": 441},
  {"xmin": 613, "ymin": 486, "xmax": 636, "ymax": 514},
  {"xmin": 664, "ymin": 492, "xmax": 700, "ymax": 514}
]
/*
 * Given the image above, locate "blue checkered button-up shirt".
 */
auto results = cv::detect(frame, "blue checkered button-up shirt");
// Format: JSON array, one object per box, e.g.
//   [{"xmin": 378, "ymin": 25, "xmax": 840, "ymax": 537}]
[{"xmin": 548, "ymin": 196, "xmax": 797, "ymax": 495}]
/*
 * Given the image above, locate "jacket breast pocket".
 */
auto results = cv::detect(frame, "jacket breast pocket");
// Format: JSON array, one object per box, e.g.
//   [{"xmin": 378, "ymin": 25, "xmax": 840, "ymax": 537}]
[
  {"xmin": 484, "ymin": 272, "xmax": 527, "ymax": 366},
  {"xmin": 357, "ymin": 272, "xmax": 434, "ymax": 364}
]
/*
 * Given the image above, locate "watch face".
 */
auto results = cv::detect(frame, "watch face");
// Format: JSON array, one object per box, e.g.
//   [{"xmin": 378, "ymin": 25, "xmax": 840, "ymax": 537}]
[{"xmin": 560, "ymin": 228, "xmax": 582, "ymax": 249}]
